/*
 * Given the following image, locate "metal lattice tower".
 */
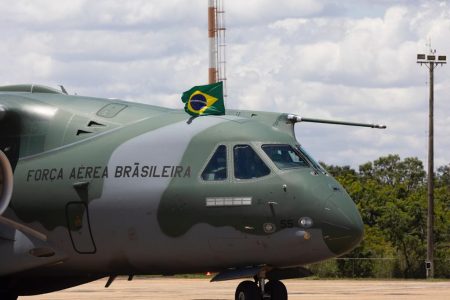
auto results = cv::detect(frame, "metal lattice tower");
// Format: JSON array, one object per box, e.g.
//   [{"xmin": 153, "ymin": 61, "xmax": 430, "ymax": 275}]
[
  {"xmin": 216, "ymin": 0, "xmax": 227, "ymax": 97},
  {"xmin": 208, "ymin": 0, "xmax": 227, "ymax": 97}
]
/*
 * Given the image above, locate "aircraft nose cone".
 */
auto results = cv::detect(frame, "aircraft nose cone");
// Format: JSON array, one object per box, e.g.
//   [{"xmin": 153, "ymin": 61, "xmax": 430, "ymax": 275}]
[{"xmin": 321, "ymin": 192, "xmax": 364, "ymax": 256}]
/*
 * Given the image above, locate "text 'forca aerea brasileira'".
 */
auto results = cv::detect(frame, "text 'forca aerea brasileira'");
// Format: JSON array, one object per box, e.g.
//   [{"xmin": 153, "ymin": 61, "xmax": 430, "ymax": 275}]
[{"xmin": 26, "ymin": 164, "xmax": 192, "ymax": 182}]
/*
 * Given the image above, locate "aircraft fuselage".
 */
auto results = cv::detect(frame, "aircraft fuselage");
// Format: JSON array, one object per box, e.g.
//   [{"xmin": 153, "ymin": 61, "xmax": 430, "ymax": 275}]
[{"xmin": 0, "ymin": 85, "xmax": 363, "ymax": 297}]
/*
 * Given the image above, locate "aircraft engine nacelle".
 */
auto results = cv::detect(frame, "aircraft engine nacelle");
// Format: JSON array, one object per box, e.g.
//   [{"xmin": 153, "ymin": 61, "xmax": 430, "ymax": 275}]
[{"xmin": 0, "ymin": 149, "xmax": 13, "ymax": 215}]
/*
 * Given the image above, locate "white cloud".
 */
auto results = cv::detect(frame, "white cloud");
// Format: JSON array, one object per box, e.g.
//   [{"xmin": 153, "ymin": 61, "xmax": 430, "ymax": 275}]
[
  {"xmin": 0, "ymin": 0, "xmax": 86, "ymax": 24},
  {"xmin": 224, "ymin": 1, "xmax": 450, "ymax": 167},
  {"xmin": 227, "ymin": 0, "xmax": 324, "ymax": 25},
  {"xmin": 0, "ymin": 0, "xmax": 449, "ymax": 168}
]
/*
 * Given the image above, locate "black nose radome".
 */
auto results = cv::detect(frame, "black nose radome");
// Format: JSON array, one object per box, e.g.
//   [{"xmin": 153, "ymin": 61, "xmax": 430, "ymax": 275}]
[{"xmin": 321, "ymin": 193, "xmax": 364, "ymax": 256}]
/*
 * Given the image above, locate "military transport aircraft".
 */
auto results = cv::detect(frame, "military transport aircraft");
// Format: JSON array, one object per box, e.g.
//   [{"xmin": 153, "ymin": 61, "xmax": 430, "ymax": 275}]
[{"xmin": 0, "ymin": 84, "xmax": 385, "ymax": 300}]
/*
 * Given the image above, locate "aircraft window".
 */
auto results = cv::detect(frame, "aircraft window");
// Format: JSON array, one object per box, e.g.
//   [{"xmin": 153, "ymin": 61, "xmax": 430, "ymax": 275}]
[
  {"xmin": 296, "ymin": 145, "xmax": 327, "ymax": 174},
  {"xmin": 233, "ymin": 145, "xmax": 270, "ymax": 179},
  {"xmin": 262, "ymin": 144, "xmax": 309, "ymax": 169},
  {"xmin": 201, "ymin": 145, "xmax": 227, "ymax": 181}
]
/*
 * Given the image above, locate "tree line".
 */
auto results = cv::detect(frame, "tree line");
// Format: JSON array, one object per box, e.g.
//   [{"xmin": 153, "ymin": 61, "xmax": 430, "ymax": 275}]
[{"xmin": 312, "ymin": 154, "xmax": 450, "ymax": 278}]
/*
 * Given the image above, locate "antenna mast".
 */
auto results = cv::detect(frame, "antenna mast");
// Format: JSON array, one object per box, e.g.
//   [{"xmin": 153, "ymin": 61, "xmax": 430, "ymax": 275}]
[
  {"xmin": 208, "ymin": 0, "xmax": 227, "ymax": 96},
  {"xmin": 208, "ymin": 0, "xmax": 217, "ymax": 84}
]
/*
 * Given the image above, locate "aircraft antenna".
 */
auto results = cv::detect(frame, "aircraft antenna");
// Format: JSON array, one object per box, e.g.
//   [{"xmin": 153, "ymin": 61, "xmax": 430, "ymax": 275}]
[{"xmin": 208, "ymin": 0, "xmax": 227, "ymax": 97}]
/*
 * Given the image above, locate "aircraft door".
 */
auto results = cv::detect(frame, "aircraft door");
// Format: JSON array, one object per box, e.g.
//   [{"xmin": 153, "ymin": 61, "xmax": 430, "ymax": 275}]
[{"xmin": 65, "ymin": 202, "xmax": 96, "ymax": 254}]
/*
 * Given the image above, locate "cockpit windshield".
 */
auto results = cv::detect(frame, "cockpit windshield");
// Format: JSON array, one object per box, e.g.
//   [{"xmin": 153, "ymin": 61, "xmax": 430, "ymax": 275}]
[
  {"xmin": 261, "ymin": 144, "xmax": 309, "ymax": 170},
  {"xmin": 295, "ymin": 145, "xmax": 327, "ymax": 174}
]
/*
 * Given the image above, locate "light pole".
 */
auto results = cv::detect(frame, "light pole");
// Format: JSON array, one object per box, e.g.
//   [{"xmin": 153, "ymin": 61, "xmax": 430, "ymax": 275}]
[{"xmin": 416, "ymin": 51, "xmax": 446, "ymax": 279}]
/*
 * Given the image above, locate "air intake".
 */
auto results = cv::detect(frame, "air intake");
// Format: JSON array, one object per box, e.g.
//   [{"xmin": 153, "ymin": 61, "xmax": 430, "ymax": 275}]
[{"xmin": 0, "ymin": 150, "xmax": 13, "ymax": 215}]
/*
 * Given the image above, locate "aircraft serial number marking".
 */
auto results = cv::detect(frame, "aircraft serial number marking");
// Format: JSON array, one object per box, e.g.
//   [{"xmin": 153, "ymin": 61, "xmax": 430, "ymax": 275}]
[{"xmin": 26, "ymin": 164, "xmax": 191, "ymax": 182}]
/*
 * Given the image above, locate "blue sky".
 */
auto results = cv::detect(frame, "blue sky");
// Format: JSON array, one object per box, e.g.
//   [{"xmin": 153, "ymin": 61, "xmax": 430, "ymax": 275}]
[{"xmin": 0, "ymin": 0, "xmax": 449, "ymax": 169}]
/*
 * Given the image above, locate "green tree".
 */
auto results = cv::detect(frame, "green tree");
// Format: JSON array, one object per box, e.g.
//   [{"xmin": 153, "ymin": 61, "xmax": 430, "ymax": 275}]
[
  {"xmin": 317, "ymin": 157, "xmax": 450, "ymax": 278},
  {"xmin": 434, "ymin": 165, "xmax": 450, "ymax": 277}
]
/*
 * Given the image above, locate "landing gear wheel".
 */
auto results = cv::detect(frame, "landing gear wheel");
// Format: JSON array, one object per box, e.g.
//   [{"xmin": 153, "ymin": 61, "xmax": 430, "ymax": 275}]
[
  {"xmin": 265, "ymin": 280, "xmax": 287, "ymax": 300},
  {"xmin": 235, "ymin": 280, "xmax": 261, "ymax": 300}
]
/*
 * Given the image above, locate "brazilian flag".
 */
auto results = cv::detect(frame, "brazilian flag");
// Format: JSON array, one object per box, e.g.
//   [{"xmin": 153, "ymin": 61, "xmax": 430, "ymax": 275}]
[{"xmin": 181, "ymin": 81, "xmax": 225, "ymax": 116}]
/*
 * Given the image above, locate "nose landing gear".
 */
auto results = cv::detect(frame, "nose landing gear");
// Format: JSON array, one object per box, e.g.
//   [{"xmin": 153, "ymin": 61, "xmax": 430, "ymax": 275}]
[
  {"xmin": 265, "ymin": 280, "xmax": 287, "ymax": 300},
  {"xmin": 235, "ymin": 277, "xmax": 287, "ymax": 300}
]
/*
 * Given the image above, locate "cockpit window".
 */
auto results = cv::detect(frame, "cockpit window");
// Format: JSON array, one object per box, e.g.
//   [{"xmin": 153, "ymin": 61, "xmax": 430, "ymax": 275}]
[
  {"xmin": 201, "ymin": 145, "xmax": 227, "ymax": 181},
  {"xmin": 234, "ymin": 145, "xmax": 270, "ymax": 179},
  {"xmin": 262, "ymin": 144, "xmax": 309, "ymax": 169},
  {"xmin": 296, "ymin": 145, "xmax": 327, "ymax": 174}
]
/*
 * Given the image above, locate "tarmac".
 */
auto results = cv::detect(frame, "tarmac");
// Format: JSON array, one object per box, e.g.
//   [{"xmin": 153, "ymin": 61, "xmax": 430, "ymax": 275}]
[{"xmin": 22, "ymin": 277, "xmax": 450, "ymax": 300}]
